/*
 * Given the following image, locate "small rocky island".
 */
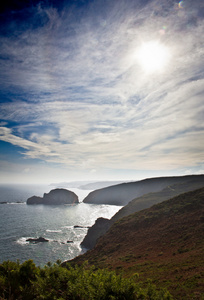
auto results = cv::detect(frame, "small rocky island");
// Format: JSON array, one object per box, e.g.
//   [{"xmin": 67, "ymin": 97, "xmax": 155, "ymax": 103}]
[
  {"xmin": 27, "ymin": 188, "xmax": 79, "ymax": 205},
  {"xmin": 26, "ymin": 237, "xmax": 49, "ymax": 243}
]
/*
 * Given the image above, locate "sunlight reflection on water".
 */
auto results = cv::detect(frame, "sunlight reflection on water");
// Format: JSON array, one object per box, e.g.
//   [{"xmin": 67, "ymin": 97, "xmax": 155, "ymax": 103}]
[{"xmin": 0, "ymin": 185, "xmax": 122, "ymax": 266}]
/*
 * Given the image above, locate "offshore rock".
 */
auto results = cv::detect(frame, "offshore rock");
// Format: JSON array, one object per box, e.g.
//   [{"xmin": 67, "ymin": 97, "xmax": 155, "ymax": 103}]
[
  {"xmin": 74, "ymin": 225, "xmax": 90, "ymax": 229},
  {"xmin": 27, "ymin": 188, "xmax": 79, "ymax": 205},
  {"xmin": 26, "ymin": 237, "xmax": 49, "ymax": 243}
]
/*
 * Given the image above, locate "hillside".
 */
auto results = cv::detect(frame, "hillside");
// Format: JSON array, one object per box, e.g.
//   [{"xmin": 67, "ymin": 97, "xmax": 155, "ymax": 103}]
[
  {"xmin": 81, "ymin": 177, "xmax": 204, "ymax": 249},
  {"xmin": 83, "ymin": 175, "xmax": 204, "ymax": 206},
  {"xmin": 72, "ymin": 187, "xmax": 204, "ymax": 299},
  {"xmin": 111, "ymin": 177, "xmax": 204, "ymax": 223}
]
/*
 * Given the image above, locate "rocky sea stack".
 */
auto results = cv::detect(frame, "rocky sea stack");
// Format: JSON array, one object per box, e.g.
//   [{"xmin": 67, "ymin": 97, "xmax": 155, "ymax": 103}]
[{"xmin": 27, "ymin": 188, "xmax": 79, "ymax": 205}]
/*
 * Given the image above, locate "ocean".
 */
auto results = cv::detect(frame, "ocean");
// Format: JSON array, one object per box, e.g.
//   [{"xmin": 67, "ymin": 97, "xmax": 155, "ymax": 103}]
[{"xmin": 0, "ymin": 184, "xmax": 121, "ymax": 266}]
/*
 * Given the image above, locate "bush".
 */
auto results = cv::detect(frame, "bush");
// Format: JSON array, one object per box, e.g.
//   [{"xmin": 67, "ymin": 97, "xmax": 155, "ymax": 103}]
[{"xmin": 0, "ymin": 260, "xmax": 173, "ymax": 299}]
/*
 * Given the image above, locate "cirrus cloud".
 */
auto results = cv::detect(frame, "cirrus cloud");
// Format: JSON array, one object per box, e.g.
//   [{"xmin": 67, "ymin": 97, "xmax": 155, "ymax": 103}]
[{"xmin": 0, "ymin": 0, "xmax": 203, "ymax": 183}]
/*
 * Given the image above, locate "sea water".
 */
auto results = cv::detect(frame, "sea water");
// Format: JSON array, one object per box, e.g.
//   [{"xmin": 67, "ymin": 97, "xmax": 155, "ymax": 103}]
[{"xmin": 0, "ymin": 184, "xmax": 121, "ymax": 266}]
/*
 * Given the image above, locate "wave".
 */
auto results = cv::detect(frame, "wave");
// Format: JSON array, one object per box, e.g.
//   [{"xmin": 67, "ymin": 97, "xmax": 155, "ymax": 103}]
[
  {"xmin": 9, "ymin": 202, "xmax": 26, "ymax": 205},
  {"xmin": 16, "ymin": 237, "xmax": 30, "ymax": 245},
  {"xmin": 46, "ymin": 229, "xmax": 62, "ymax": 233},
  {"xmin": 0, "ymin": 202, "xmax": 25, "ymax": 205},
  {"xmin": 16, "ymin": 236, "xmax": 74, "ymax": 245},
  {"xmin": 61, "ymin": 226, "xmax": 73, "ymax": 229}
]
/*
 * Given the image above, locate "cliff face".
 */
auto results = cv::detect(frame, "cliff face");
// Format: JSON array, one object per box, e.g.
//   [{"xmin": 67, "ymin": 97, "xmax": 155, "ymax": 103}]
[
  {"xmin": 81, "ymin": 175, "xmax": 204, "ymax": 250},
  {"xmin": 72, "ymin": 187, "xmax": 204, "ymax": 299},
  {"xmin": 81, "ymin": 217, "xmax": 110, "ymax": 250},
  {"xmin": 83, "ymin": 175, "xmax": 204, "ymax": 206},
  {"xmin": 27, "ymin": 188, "xmax": 79, "ymax": 205}
]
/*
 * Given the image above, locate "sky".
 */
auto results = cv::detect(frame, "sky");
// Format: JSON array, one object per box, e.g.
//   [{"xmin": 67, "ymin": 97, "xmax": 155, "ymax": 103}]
[{"xmin": 0, "ymin": 0, "xmax": 204, "ymax": 184}]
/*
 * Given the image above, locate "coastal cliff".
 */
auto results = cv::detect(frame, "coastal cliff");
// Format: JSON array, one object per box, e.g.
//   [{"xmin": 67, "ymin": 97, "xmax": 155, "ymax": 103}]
[
  {"xmin": 83, "ymin": 175, "xmax": 204, "ymax": 206},
  {"xmin": 81, "ymin": 217, "xmax": 110, "ymax": 250},
  {"xmin": 27, "ymin": 188, "xmax": 79, "ymax": 205},
  {"xmin": 72, "ymin": 187, "xmax": 204, "ymax": 299},
  {"xmin": 81, "ymin": 175, "xmax": 204, "ymax": 250}
]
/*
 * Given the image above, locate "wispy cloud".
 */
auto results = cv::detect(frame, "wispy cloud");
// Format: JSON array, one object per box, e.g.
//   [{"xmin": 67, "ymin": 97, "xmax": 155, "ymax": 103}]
[{"xmin": 0, "ymin": 0, "xmax": 204, "ymax": 182}]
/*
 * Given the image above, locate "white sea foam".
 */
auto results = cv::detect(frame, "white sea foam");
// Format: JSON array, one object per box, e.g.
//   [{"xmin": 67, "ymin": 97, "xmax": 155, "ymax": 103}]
[
  {"xmin": 16, "ymin": 237, "xmax": 30, "ymax": 245},
  {"xmin": 46, "ymin": 229, "xmax": 62, "ymax": 233},
  {"xmin": 61, "ymin": 226, "xmax": 73, "ymax": 229},
  {"xmin": 0, "ymin": 184, "xmax": 121, "ymax": 265},
  {"xmin": 9, "ymin": 202, "xmax": 26, "ymax": 205}
]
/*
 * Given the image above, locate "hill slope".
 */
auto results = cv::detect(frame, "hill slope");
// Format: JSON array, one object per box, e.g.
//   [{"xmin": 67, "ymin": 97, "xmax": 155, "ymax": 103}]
[
  {"xmin": 72, "ymin": 187, "xmax": 204, "ymax": 299},
  {"xmin": 81, "ymin": 177, "xmax": 204, "ymax": 249},
  {"xmin": 83, "ymin": 175, "xmax": 204, "ymax": 206}
]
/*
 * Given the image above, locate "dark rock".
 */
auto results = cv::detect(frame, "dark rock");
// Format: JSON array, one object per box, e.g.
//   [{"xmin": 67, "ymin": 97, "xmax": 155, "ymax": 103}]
[
  {"xmin": 67, "ymin": 240, "xmax": 74, "ymax": 243},
  {"xmin": 81, "ymin": 217, "xmax": 110, "ymax": 250},
  {"xmin": 0, "ymin": 201, "xmax": 7, "ymax": 204},
  {"xmin": 26, "ymin": 237, "xmax": 49, "ymax": 243},
  {"xmin": 74, "ymin": 225, "xmax": 90, "ymax": 229},
  {"xmin": 26, "ymin": 196, "xmax": 42, "ymax": 205},
  {"xmin": 27, "ymin": 188, "xmax": 79, "ymax": 205}
]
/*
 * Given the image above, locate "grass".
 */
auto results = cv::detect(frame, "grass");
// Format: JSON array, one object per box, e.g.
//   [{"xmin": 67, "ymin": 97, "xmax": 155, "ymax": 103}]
[{"xmin": 71, "ymin": 187, "xmax": 204, "ymax": 299}]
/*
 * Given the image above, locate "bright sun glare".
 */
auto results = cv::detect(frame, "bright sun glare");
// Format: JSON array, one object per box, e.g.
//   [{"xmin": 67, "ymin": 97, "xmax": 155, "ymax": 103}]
[{"xmin": 137, "ymin": 41, "xmax": 170, "ymax": 73}]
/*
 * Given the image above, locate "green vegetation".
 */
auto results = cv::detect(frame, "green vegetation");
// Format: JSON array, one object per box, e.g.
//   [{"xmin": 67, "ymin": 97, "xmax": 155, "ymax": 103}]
[
  {"xmin": 0, "ymin": 259, "xmax": 173, "ymax": 299},
  {"xmin": 72, "ymin": 187, "xmax": 204, "ymax": 299},
  {"xmin": 111, "ymin": 178, "xmax": 204, "ymax": 224}
]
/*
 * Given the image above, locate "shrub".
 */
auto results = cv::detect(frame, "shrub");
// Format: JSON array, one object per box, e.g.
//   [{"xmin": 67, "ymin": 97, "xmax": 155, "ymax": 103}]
[{"xmin": 0, "ymin": 260, "xmax": 173, "ymax": 299}]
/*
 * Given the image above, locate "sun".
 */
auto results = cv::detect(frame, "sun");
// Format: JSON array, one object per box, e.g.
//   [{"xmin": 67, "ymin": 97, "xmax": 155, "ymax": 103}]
[{"xmin": 136, "ymin": 41, "xmax": 170, "ymax": 73}]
